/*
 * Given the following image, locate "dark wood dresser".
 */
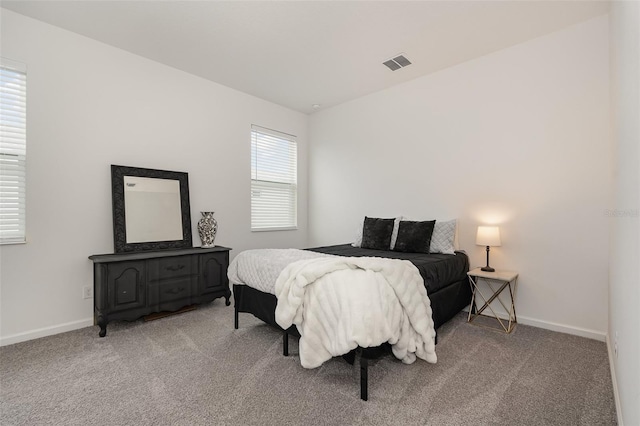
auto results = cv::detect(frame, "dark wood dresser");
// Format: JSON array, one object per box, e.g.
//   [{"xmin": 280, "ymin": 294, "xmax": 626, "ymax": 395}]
[{"xmin": 89, "ymin": 246, "xmax": 231, "ymax": 337}]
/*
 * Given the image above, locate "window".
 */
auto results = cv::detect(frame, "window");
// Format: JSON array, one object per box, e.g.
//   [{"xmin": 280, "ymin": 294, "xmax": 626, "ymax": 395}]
[
  {"xmin": 0, "ymin": 60, "xmax": 27, "ymax": 244},
  {"xmin": 251, "ymin": 125, "xmax": 297, "ymax": 231}
]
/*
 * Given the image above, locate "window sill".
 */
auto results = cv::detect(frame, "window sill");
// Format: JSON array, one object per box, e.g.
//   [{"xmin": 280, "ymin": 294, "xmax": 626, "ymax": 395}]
[
  {"xmin": 251, "ymin": 226, "xmax": 298, "ymax": 232},
  {"xmin": 0, "ymin": 239, "xmax": 27, "ymax": 246}
]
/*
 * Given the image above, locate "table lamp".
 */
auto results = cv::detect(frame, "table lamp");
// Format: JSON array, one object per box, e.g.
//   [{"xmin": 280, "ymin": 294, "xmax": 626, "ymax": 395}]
[{"xmin": 476, "ymin": 226, "xmax": 501, "ymax": 272}]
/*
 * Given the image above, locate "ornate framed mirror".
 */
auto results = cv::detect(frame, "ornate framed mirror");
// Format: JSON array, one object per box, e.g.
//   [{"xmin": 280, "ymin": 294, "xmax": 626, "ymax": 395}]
[{"xmin": 111, "ymin": 165, "xmax": 192, "ymax": 253}]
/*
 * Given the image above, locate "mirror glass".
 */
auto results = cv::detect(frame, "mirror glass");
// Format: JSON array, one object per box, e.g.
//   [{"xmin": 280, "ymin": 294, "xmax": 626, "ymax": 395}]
[
  {"xmin": 124, "ymin": 176, "xmax": 182, "ymax": 243},
  {"xmin": 111, "ymin": 165, "xmax": 192, "ymax": 253}
]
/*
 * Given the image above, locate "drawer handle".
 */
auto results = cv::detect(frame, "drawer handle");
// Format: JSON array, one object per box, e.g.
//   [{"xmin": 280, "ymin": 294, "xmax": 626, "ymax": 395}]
[
  {"xmin": 165, "ymin": 287, "xmax": 185, "ymax": 295},
  {"xmin": 166, "ymin": 265, "xmax": 185, "ymax": 272}
]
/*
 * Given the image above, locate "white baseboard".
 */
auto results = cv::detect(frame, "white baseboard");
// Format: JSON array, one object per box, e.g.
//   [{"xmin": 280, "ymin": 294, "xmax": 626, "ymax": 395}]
[
  {"xmin": 516, "ymin": 315, "xmax": 606, "ymax": 342},
  {"xmin": 462, "ymin": 307, "xmax": 606, "ymax": 341},
  {"xmin": 606, "ymin": 334, "xmax": 624, "ymax": 426},
  {"xmin": 3, "ymin": 312, "xmax": 607, "ymax": 345},
  {"xmin": 0, "ymin": 318, "xmax": 94, "ymax": 347}
]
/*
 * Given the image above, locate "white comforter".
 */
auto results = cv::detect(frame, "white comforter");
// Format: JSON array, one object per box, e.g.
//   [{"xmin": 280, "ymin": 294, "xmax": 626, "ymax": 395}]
[{"xmin": 275, "ymin": 256, "xmax": 437, "ymax": 369}]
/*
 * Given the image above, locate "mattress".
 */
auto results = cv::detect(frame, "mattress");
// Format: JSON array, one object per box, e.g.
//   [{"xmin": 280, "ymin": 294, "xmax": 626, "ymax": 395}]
[{"xmin": 307, "ymin": 244, "xmax": 469, "ymax": 294}]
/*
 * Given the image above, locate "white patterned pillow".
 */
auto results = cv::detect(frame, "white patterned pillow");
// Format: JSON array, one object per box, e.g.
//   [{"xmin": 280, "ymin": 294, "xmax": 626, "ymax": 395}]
[
  {"xmin": 352, "ymin": 216, "xmax": 402, "ymax": 249},
  {"xmin": 352, "ymin": 220, "xmax": 364, "ymax": 247},
  {"xmin": 429, "ymin": 219, "xmax": 457, "ymax": 254}
]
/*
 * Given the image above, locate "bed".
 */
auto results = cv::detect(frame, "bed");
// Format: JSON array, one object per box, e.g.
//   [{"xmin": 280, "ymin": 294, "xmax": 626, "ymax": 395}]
[{"xmin": 229, "ymin": 242, "xmax": 471, "ymax": 400}]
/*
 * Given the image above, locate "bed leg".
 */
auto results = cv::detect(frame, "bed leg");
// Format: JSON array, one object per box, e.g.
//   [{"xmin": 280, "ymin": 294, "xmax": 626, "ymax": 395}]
[
  {"xmin": 234, "ymin": 305, "xmax": 239, "ymax": 329},
  {"xmin": 283, "ymin": 331, "xmax": 289, "ymax": 356},
  {"xmin": 360, "ymin": 357, "xmax": 368, "ymax": 401},
  {"xmin": 435, "ymin": 331, "xmax": 438, "ymax": 345}
]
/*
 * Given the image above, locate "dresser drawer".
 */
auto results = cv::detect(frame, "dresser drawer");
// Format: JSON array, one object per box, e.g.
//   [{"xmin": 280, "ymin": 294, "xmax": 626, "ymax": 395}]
[
  {"xmin": 148, "ymin": 277, "xmax": 196, "ymax": 306},
  {"xmin": 147, "ymin": 256, "xmax": 195, "ymax": 281}
]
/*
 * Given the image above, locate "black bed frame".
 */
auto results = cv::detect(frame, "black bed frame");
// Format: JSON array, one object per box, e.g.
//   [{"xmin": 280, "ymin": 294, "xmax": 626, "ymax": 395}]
[{"xmin": 233, "ymin": 272, "xmax": 471, "ymax": 401}]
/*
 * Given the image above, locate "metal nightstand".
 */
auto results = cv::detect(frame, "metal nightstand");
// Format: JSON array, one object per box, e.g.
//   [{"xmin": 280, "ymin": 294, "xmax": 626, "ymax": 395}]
[{"xmin": 467, "ymin": 268, "xmax": 519, "ymax": 333}]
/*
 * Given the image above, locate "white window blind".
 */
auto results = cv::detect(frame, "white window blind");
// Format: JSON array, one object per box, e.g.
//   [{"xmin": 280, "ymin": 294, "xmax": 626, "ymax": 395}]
[
  {"xmin": 251, "ymin": 125, "xmax": 297, "ymax": 231},
  {"xmin": 0, "ymin": 61, "xmax": 27, "ymax": 244}
]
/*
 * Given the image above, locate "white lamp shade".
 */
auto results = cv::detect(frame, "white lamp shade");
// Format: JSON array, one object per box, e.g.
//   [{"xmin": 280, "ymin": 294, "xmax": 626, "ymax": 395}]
[{"xmin": 476, "ymin": 226, "xmax": 501, "ymax": 247}]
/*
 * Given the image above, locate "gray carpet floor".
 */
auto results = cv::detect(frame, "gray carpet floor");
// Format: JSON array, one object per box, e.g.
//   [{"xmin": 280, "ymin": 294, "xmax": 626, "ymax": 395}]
[{"xmin": 0, "ymin": 299, "xmax": 617, "ymax": 425}]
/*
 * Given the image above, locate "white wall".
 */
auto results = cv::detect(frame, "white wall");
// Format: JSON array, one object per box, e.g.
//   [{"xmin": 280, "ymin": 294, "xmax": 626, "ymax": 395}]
[
  {"xmin": 0, "ymin": 9, "xmax": 309, "ymax": 345},
  {"xmin": 309, "ymin": 16, "xmax": 611, "ymax": 339},
  {"xmin": 609, "ymin": 2, "xmax": 640, "ymax": 425}
]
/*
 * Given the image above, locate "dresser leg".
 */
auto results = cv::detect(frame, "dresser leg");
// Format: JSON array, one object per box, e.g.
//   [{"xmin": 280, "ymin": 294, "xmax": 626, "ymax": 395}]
[
  {"xmin": 225, "ymin": 290, "xmax": 231, "ymax": 306},
  {"xmin": 97, "ymin": 315, "xmax": 107, "ymax": 337}
]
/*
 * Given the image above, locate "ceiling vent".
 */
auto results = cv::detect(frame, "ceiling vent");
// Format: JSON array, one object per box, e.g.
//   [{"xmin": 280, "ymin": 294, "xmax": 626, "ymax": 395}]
[{"xmin": 383, "ymin": 54, "xmax": 412, "ymax": 71}]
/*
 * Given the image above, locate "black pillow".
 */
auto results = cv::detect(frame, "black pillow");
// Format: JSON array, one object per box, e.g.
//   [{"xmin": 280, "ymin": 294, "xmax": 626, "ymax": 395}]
[
  {"xmin": 361, "ymin": 217, "xmax": 394, "ymax": 250},
  {"xmin": 393, "ymin": 220, "xmax": 436, "ymax": 253}
]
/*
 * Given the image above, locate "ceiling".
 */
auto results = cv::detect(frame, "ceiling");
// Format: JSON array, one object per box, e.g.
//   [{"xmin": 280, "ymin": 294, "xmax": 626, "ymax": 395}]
[{"xmin": 1, "ymin": 1, "xmax": 610, "ymax": 114}]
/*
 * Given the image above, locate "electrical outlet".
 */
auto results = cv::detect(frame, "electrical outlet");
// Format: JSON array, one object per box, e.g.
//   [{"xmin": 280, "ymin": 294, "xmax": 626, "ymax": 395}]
[{"xmin": 83, "ymin": 286, "xmax": 93, "ymax": 299}]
